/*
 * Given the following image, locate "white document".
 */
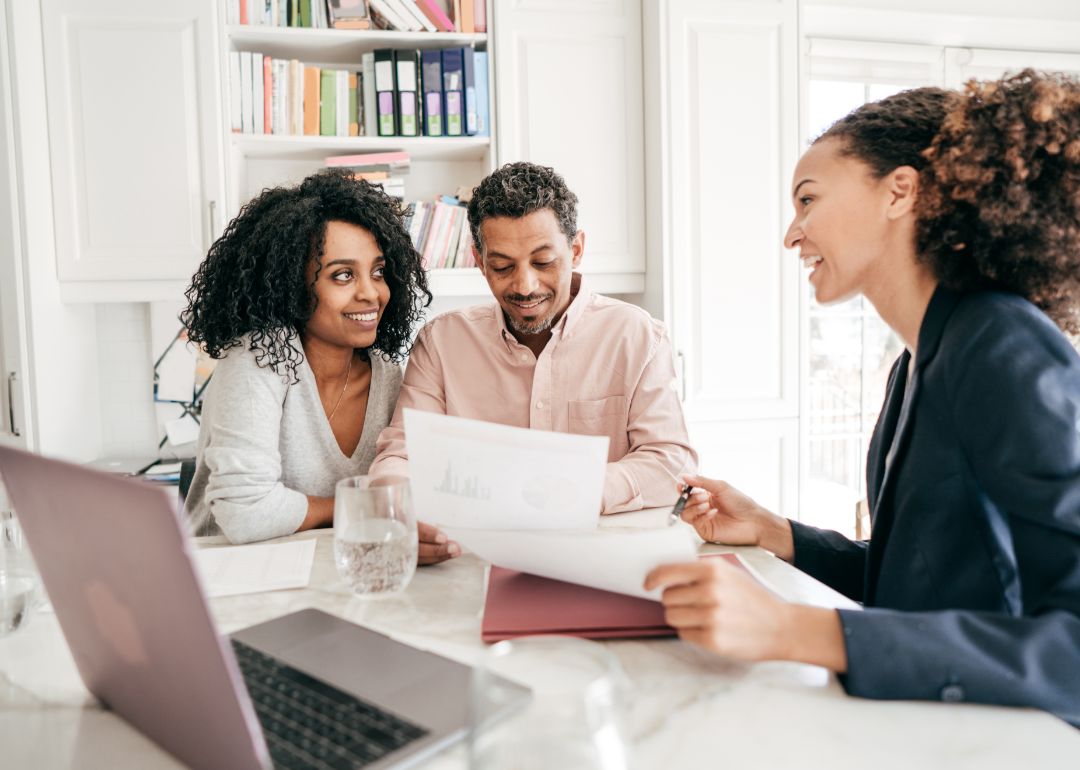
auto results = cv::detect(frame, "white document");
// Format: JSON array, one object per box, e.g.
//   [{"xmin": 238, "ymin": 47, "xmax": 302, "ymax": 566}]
[
  {"xmin": 404, "ymin": 409, "xmax": 609, "ymax": 532},
  {"xmin": 451, "ymin": 526, "xmax": 698, "ymax": 601},
  {"xmin": 194, "ymin": 539, "xmax": 316, "ymax": 598}
]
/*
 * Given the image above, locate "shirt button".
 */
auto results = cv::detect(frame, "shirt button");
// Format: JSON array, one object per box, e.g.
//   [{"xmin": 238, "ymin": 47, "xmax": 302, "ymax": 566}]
[
  {"xmin": 521, "ymin": 354, "xmax": 528, "ymax": 361},
  {"xmin": 536, "ymin": 401, "xmax": 543, "ymax": 409},
  {"xmin": 940, "ymin": 684, "xmax": 964, "ymax": 703}
]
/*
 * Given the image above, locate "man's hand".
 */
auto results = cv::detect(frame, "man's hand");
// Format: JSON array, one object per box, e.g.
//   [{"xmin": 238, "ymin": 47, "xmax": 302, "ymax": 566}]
[
  {"xmin": 678, "ymin": 475, "xmax": 795, "ymax": 562},
  {"xmin": 644, "ymin": 559, "xmax": 848, "ymax": 671},
  {"xmin": 418, "ymin": 522, "xmax": 460, "ymax": 565}
]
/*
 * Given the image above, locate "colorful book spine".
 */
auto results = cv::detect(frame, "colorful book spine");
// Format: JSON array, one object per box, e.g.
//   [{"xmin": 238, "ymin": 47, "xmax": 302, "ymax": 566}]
[
  {"xmin": 421, "ymin": 50, "xmax": 442, "ymax": 137},
  {"xmin": 421, "ymin": 202, "xmax": 447, "ymax": 268},
  {"xmin": 303, "ymin": 66, "xmax": 320, "ymax": 135},
  {"xmin": 320, "ymin": 68, "xmax": 336, "ymax": 136},
  {"xmin": 240, "ymin": 52, "xmax": 254, "ymax": 133},
  {"xmin": 416, "ymin": 0, "xmax": 453, "ymax": 31},
  {"xmin": 263, "ymin": 56, "xmax": 273, "ymax": 134},
  {"xmin": 361, "ymin": 53, "xmax": 377, "ymax": 137},
  {"xmin": 348, "ymin": 73, "xmax": 359, "ymax": 136}
]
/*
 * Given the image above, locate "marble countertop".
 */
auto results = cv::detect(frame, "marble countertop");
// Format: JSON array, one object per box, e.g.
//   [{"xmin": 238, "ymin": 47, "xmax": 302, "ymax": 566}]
[{"xmin": 2, "ymin": 508, "xmax": 1078, "ymax": 769}]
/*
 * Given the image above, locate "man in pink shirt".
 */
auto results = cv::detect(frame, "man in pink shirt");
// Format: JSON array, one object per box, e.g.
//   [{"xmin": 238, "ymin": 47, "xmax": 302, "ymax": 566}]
[{"xmin": 370, "ymin": 162, "xmax": 697, "ymax": 563}]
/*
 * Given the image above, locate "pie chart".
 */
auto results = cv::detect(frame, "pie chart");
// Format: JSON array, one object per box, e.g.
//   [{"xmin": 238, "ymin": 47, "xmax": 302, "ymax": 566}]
[{"xmin": 521, "ymin": 475, "xmax": 579, "ymax": 511}]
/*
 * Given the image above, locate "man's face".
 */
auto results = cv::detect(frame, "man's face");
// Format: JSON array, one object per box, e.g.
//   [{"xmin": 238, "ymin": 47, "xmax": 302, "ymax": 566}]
[{"xmin": 476, "ymin": 209, "xmax": 584, "ymax": 337}]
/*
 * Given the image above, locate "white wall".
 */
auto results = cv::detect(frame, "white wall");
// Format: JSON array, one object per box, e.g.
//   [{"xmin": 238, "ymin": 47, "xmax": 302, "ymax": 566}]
[
  {"xmin": 95, "ymin": 303, "xmax": 159, "ymax": 459},
  {"xmin": 6, "ymin": 0, "xmax": 101, "ymax": 462}
]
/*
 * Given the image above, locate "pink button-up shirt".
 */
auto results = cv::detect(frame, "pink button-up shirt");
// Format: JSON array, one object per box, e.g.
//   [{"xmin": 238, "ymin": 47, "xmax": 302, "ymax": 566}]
[{"xmin": 370, "ymin": 274, "xmax": 697, "ymax": 513}]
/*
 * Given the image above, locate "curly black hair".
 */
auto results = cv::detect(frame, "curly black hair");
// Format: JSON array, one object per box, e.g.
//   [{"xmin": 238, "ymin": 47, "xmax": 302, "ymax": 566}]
[
  {"xmin": 182, "ymin": 169, "xmax": 431, "ymax": 380},
  {"xmin": 817, "ymin": 75, "xmax": 1080, "ymax": 335},
  {"xmin": 466, "ymin": 162, "xmax": 579, "ymax": 255}
]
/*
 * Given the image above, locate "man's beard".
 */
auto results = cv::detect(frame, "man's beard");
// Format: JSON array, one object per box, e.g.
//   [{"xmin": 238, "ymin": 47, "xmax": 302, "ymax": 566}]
[{"xmin": 504, "ymin": 292, "xmax": 556, "ymax": 335}]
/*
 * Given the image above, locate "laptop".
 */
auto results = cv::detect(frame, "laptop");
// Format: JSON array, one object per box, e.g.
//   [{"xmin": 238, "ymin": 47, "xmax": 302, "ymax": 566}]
[{"xmin": 0, "ymin": 445, "xmax": 527, "ymax": 770}]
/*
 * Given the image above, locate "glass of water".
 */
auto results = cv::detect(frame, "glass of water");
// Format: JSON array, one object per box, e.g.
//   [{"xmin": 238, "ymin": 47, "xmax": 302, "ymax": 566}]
[
  {"xmin": 0, "ymin": 503, "xmax": 44, "ymax": 638},
  {"xmin": 469, "ymin": 636, "xmax": 632, "ymax": 770},
  {"xmin": 334, "ymin": 475, "xmax": 418, "ymax": 598}
]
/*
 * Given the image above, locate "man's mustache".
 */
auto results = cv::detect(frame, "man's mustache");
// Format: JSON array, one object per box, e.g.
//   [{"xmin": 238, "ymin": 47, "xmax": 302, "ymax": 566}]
[{"xmin": 504, "ymin": 293, "xmax": 554, "ymax": 305}]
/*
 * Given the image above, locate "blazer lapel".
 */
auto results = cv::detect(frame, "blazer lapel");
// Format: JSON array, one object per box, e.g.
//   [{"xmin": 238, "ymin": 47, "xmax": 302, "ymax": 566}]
[{"xmin": 863, "ymin": 286, "xmax": 964, "ymax": 605}]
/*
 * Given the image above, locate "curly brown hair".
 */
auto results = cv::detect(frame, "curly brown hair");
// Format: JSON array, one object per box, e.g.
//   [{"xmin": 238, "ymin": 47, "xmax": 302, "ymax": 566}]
[
  {"xmin": 818, "ymin": 72, "xmax": 1080, "ymax": 334},
  {"xmin": 466, "ymin": 162, "xmax": 579, "ymax": 256},
  {"xmin": 182, "ymin": 169, "xmax": 431, "ymax": 381}
]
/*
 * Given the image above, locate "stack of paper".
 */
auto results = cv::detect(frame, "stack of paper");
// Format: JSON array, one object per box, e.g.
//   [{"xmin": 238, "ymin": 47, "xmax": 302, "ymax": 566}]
[{"xmin": 194, "ymin": 539, "xmax": 316, "ymax": 598}]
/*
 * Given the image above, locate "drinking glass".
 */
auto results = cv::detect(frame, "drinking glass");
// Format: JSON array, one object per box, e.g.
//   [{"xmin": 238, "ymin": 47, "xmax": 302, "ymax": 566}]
[
  {"xmin": 469, "ymin": 636, "xmax": 632, "ymax": 770},
  {"xmin": 333, "ymin": 476, "xmax": 418, "ymax": 598},
  {"xmin": 0, "ymin": 494, "xmax": 44, "ymax": 637}
]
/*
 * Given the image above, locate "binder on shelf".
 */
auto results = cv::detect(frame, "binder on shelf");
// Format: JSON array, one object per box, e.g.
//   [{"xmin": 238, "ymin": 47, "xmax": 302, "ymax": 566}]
[
  {"xmin": 373, "ymin": 49, "xmax": 397, "ymax": 137},
  {"xmin": 361, "ymin": 53, "xmax": 377, "ymax": 137},
  {"xmin": 395, "ymin": 50, "xmax": 421, "ymax": 138},
  {"xmin": 319, "ymin": 69, "xmax": 335, "ymax": 136},
  {"xmin": 441, "ymin": 49, "xmax": 464, "ymax": 137},
  {"xmin": 229, "ymin": 51, "xmax": 241, "ymax": 133},
  {"xmin": 461, "ymin": 47, "xmax": 477, "ymax": 136},
  {"xmin": 421, "ymin": 50, "xmax": 443, "ymax": 137},
  {"xmin": 474, "ymin": 50, "xmax": 489, "ymax": 137},
  {"xmin": 240, "ymin": 52, "xmax": 254, "ymax": 134},
  {"xmin": 416, "ymin": 0, "xmax": 453, "ymax": 31},
  {"xmin": 303, "ymin": 66, "xmax": 321, "ymax": 136},
  {"xmin": 348, "ymin": 73, "xmax": 359, "ymax": 136},
  {"xmin": 263, "ymin": 56, "xmax": 273, "ymax": 135}
]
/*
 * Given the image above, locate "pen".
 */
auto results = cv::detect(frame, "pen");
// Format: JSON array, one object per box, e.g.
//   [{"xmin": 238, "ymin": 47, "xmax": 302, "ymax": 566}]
[{"xmin": 669, "ymin": 483, "xmax": 694, "ymax": 525}]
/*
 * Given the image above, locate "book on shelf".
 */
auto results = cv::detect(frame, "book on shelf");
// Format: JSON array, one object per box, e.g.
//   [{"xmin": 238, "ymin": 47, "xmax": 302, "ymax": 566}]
[
  {"xmin": 406, "ymin": 195, "xmax": 475, "ymax": 269},
  {"xmin": 230, "ymin": 0, "xmax": 483, "ymax": 31},
  {"xmin": 326, "ymin": 150, "xmax": 411, "ymax": 171},
  {"xmin": 232, "ymin": 46, "xmax": 488, "ymax": 139}
]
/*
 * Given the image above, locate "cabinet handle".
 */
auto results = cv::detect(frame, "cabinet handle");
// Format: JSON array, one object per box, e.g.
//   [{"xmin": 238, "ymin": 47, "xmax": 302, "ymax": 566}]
[{"xmin": 7, "ymin": 372, "xmax": 19, "ymax": 437}]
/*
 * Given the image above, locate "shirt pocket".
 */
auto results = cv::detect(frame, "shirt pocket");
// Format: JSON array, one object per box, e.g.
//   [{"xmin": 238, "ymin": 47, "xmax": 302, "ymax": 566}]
[{"xmin": 568, "ymin": 396, "xmax": 630, "ymax": 463}]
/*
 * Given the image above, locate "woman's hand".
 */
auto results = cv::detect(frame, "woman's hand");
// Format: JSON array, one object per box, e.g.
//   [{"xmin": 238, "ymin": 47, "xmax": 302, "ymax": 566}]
[
  {"xmin": 418, "ymin": 522, "xmax": 460, "ymax": 565},
  {"xmin": 678, "ymin": 475, "xmax": 795, "ymax": 563},
  {"xmin": 644, "ymin": 558, "xmax": 848, "ymax": 671}
]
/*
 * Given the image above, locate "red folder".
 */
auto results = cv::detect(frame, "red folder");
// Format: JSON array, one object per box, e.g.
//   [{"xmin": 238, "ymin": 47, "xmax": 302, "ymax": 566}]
[{"xmin": 480, "ymin": 554, "xmax": 776, "ymax": 643}]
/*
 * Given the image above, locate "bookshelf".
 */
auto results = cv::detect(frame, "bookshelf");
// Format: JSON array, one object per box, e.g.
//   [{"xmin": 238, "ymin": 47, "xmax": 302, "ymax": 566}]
[{"xmin": 222, "ymin": 4, "xmax": 497, "ymax": 297}]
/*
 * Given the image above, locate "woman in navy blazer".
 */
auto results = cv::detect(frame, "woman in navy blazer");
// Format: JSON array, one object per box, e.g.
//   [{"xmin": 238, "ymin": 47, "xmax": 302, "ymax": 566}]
[{"xmin": 646, "ymin": 71, "xmax": 1080, "ymax": 726}]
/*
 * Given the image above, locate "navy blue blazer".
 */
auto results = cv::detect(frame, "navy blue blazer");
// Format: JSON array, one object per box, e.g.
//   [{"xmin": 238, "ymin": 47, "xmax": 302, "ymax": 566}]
[{"xmin": 790, "ymin": 286, "xmax": 1080, "ymax": 726}]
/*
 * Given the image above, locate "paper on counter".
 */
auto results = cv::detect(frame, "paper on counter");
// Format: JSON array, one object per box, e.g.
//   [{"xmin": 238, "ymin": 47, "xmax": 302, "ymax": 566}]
[
  {"xmin": 450, "ymin": 525, "xmax": 698, "ymax": 601},
  {"xmin": 194, "ymin": 539, "xmax": 317, "ymax": 598},
  {"xmin": 405, "ymin": 409, "xmax": 609, "ymax": 532}
]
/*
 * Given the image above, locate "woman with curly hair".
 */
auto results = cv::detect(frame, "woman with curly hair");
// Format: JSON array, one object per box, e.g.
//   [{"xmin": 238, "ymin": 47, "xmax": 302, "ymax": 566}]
[
  {"xmin": 647, "ymin": 71, "xmax": 1080, "ymax": 725},
  {"xmin": 181, "ymin": 170, "xmax": 435, "ymax": 547}
]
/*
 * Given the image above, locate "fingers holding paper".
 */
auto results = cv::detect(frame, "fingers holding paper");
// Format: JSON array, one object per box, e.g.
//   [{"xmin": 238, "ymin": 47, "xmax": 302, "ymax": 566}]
[
  {"xmin": 417, "ymin": 521, "xmax": 460, "ymax": 565},
  {"xmin": 644, "ymin": 558, "xmax": 789, "ymax": 662}
]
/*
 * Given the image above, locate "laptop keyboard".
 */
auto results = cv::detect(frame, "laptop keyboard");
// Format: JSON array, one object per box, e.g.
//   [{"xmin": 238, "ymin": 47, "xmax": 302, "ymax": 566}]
[{"xmin": 232, "ymin": 639, "xmax": 429, "ymax": 770}]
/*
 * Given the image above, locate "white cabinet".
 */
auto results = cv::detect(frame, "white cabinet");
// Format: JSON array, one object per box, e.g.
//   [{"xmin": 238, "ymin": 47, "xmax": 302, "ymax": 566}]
[
  {"xmin": 494, "ymin": 0, "xmax": 645, "ymax": 291},
  {"xmin": 646, "ymin": 0, "xmax": 801, "ymax": 517},
  {"xmin": 41, "ymin": 0, "xmax": 224, "ymax": 298}
]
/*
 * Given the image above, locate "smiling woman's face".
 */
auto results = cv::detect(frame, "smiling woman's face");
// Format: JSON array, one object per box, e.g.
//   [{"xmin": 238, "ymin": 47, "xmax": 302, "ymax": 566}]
[
  {"xmin": 302, "ymin": 220, "xmax": 391, "ymax": 351},
  {"xmin": 784, "ymin": 138, "xmax": 896, "ymax": 305}
]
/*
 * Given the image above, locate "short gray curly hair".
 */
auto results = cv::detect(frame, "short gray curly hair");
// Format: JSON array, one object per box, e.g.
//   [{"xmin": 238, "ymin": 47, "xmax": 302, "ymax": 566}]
[{"xmin": 466, "ymin": 162, "xmax": 579, "ymax": 257}]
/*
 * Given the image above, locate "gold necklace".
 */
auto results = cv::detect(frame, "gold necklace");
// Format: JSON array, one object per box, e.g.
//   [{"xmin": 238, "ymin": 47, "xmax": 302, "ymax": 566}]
[{"xmin": 327, "ymin": 354, "xmax": 353, "ymax": 423}]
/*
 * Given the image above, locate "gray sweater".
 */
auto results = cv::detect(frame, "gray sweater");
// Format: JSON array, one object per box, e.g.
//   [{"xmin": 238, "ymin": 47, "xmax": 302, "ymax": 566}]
[{"xmin": 184, "ymin": 337, "xmax": 402, "ymax": 543}]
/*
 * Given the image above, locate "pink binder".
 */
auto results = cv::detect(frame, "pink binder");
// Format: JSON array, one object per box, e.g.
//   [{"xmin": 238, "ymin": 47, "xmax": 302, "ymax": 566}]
[{"xmin": 480, "ymin": 553, "xmax": 776, "ymax": 643}]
